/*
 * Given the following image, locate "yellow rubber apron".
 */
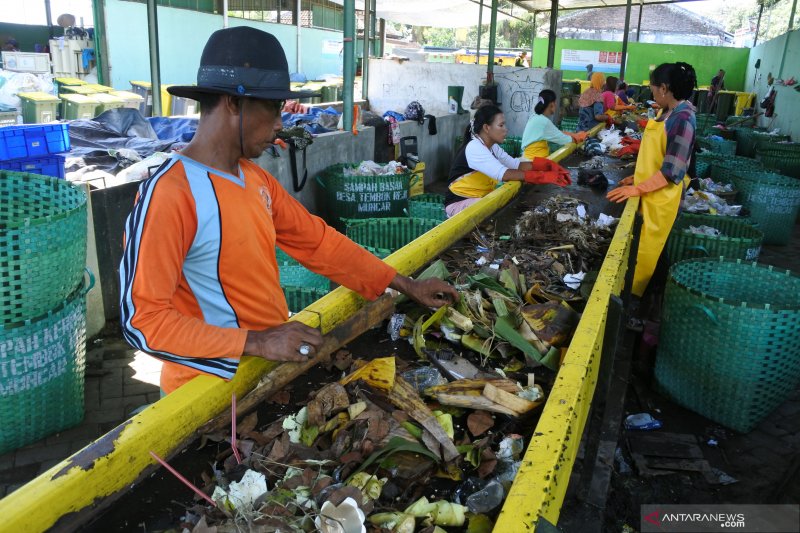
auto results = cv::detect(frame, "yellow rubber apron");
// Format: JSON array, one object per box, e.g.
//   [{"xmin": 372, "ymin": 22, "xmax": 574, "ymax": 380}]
[
  {"xmin": 448, "ymin": 170, "xmax": 499, "ymax": 199},
  {"xmin": 522, "ymin": 140, "xmax": 549, "ymax": 160},
  {"xmin": 631, "ymin": 117, "xmax": 687, "ymax": 296}
]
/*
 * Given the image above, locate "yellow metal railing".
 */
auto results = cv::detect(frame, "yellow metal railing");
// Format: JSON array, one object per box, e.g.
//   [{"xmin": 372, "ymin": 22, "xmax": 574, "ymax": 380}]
[
  {"xmin": 495, "ymin": 196, "xmax": 640, "ymax": 530},
  {"xmin": 0, "ymin": 125, "xmax": 610, "ymax": 532}
]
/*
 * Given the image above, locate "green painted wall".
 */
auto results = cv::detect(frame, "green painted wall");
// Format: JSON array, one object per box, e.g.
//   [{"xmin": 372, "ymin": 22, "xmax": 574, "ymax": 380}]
[
  {"xmin": 531, "ymin": 38, "xmax": 750, "ymax": 91},
  {"xmin": 0, "ymin": 22, "xmax": 53, "ymax": 52}
]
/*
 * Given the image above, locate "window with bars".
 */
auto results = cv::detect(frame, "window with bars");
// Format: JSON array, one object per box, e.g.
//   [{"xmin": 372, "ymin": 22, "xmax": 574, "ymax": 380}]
[{"xmin": 122, "ymin": 0, "xmax": 344, "ymax": 31}]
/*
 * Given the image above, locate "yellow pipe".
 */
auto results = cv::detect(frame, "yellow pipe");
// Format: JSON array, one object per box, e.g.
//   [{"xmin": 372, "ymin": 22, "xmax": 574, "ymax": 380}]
[
  {"xmin": 0, "ymin": 124, "xmax": 603, "ymax": 532},
  {"xmin": 495, "ymin": 198, "xmax": 640, "ymax": 531}
]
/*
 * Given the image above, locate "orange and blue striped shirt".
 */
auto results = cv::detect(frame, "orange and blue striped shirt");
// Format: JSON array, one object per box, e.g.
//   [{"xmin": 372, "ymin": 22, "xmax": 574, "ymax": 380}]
[{"xmin": 120, "ymin": 153, "xmax": 396, "ymax": 393}]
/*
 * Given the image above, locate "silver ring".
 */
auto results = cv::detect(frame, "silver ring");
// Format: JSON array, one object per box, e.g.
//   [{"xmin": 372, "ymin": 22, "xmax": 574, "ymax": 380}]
[{"xmin": 298, "ymin": 344, "xmax": 311, "ymax": 356}]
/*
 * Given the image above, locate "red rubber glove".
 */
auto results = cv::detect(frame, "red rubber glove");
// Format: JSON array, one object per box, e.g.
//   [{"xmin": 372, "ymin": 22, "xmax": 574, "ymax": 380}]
[
  {"xmin": 530, "ymin": 157, "xmax": 560, "ymax": 171},
  {"xmin": 524, "ymin": 169, "xmax": 571, "ymax": 187},
  {"xmin": 605, "ymin": 116, "xmax": 614, "ymax": 128},
  {"xmin": 569, "ymin": 131, "xmax": 588, "ymax": 144}
]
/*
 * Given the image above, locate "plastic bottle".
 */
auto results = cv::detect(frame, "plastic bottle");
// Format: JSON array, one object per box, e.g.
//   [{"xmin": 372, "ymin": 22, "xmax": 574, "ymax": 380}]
[{"xmin": 465, "ymin": 479, "xmax": 504, "ymax": 513}]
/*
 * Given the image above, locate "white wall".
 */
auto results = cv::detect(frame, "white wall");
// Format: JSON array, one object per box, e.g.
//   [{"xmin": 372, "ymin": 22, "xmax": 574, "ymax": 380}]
[
  {"xmin": 103, "ymin": 0, "xmax": 343, "ymax": 90},
  {"xmin": 367, "ymin": 60, "xmax": 563, "ymax": 137},
  {"xmin": 745, "ymin": 29, "xmax": 800, "ymax": 141}
]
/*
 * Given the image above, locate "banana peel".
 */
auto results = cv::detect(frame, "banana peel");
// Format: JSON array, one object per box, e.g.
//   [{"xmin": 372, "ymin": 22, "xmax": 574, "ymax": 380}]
[
  {"xmin": 339, "ymin": 357, "xmax": 395, "ymax": 391},
  {"xmin": 520, "ymin": 302, "xmax": 579, "ymax": 347},
  {"xmin": 423, "ymin": 378, "xmax": 521, "ymax": 397},
  {"xmin": 388, "ymin": 376, "xmax": 460, "ymax": 462}
]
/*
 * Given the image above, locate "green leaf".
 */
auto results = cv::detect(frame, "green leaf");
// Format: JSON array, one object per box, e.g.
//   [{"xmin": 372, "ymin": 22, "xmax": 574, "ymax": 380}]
[
  {"xmin": 300, "ymin": 425, "xmax": 319, "ymax": 447},
  {"xmin": 498, "ymin": 269, "xmax": 519, "ymax": 296},
  {"xmin": 413, "ymin": 316, "xmax": 427, "ymax": 358},
  {"xmin": 349, "ymin": 437, "xmax": 441, "ymax": 482},
  {"xmin": 468, "ymin": 273, "xmax": 519, "ymax": 300},
  {"xmin": 494, "ymin": 315, "xmax": 542, "ymax": 363},
  {"xmin": 467, "ymin": 514, "xmax": 495, "ymax": 533}
]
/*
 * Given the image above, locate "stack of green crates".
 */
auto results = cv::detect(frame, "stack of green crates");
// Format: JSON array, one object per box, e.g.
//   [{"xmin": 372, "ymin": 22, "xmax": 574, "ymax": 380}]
[
  {"xmin": 408, "ymin": 194, "xmax": 446, "ymax": 222},
  {"xmin": 275, "ymin": 248, "xmax": 330, "ymax": 314},
  {"xmin": 560, "ymin": 117, "xmax": 579, "ymax": 132},
  {"xmin": 346, "ymin": 217, "xmax": 440, "ymax": 258},
  {"xmin": 500, "ymin": 136, "xmax": 522, "ymax": 157}
]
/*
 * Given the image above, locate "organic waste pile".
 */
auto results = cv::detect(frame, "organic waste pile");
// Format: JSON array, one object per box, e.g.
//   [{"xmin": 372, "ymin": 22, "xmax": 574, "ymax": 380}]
[
  {"xmin": 683, "ymin": 189, "xmax": 743, "ymax": 217},
  {"xmin": 166, "ymin": 196, "xmax": 618, "ymax": 533}
]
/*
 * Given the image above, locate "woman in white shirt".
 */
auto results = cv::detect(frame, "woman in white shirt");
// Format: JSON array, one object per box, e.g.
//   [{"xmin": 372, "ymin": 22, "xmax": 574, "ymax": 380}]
[{"xmin": 446, "ymin": 104, "xmax": 571, "ymax": 218}]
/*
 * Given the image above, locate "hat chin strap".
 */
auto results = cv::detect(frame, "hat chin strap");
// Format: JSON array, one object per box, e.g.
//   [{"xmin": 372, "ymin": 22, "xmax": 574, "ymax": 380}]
[{"xmin": 239, "ymin": 99, "xmax": 245, "ymax": 158}]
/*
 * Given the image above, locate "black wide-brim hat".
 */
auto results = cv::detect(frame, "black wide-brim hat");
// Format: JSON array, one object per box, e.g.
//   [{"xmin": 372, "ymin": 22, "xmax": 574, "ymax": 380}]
[{"xmin": 168, "ymin": 26, "xmax": 317, "ymax": 101}]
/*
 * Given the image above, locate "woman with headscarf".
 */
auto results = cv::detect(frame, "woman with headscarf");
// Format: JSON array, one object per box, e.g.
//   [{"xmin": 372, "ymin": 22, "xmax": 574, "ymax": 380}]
[{"xmin": 577, "ymin": 72, "xmax": 611, "ymax": 132}]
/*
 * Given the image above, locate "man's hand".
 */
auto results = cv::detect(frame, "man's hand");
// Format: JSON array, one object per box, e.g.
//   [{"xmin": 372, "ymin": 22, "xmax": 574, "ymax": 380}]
[
  {"xmin": 390, "ymin": 275, "xmax": 459, "ymax": 308},
  {"xmin": 244, "ymin": 322, "xmax": 323, "ymax": 362}
]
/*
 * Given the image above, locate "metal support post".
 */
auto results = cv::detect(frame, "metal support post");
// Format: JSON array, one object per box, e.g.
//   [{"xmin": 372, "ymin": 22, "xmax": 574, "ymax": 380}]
[
  {"xmin": 343, "ymin": 0, "xmax": 355, "ymax": 131},
  {"xmin": 754, "ymin": 2, "xmax": 764, "ymax": 47},
  {"xmin": 789, "ymin": 0, "xmax": 798, "ymax": 31},
  {"xmin": 91, "ymin": 0, "xmax": 110, "ymax": 85},
  {"xmin": 296, "ymin": 0, "xmax": 301, "ymax": 72},
  {"xmin": 476, "ymin": 0, "xmax": 484, "ymax": 64},
  {"xmin": 546, "ymin": 0, "xmax": 558, "ymax": 68},
  {"xmin": 487, "ymin": 0, "xmax": 498, "ymax": 79},
  {"xmin": 636, "ymin": 0, "xmax": 643, "ymax": 42},
  {"xmin": 620, "ymin": 0, "xmax": 633, "ymax": 79},
  {"xmin": 146, "ymin": 0, "xmax": 162, "ymax": 116},
  {"xmin": 223, "ymin": 0, "xmax": 228, "ymax": 27},
  {"xmin": 378, "ymin": 18, "xmax": 386, "ymax": 57}
]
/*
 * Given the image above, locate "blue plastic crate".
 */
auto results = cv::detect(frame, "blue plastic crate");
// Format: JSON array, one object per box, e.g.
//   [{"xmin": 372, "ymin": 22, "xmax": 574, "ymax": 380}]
[
  {"xmin": 0, "ymin": 154, "xmax": 66, "ymax": 179},
  {"xmin": 0, "ymin": 123, "xmax": 70, "ymax": 161}
]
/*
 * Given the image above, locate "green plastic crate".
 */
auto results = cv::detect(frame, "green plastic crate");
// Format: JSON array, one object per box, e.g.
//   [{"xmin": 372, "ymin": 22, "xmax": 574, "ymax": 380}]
[
  {"xmin": 0, "ymin": 277, "xmax": 91, "ymax": 454},
  {"xmin": 560, "ymin": 117, "xmax": 579, "ymax": 133},
  {"xmin": 656, "ymin": 258, "xmax": 800, "ymax": 433},
  {"xmin": 408, "ymin": 193, "xmax": 446, "ymax": 222},
  {"xmin": 282, "ymin": 286, "xmax": 329, "ymax": 314},
  {"xmin": 695, "ymin": 152, "xmax": 726, "ymax": 179},
  {"xmin": 0, "ymin": 171, "xmax": 87, "ymax": 323},
  {"xmin": 697, "ymin": 136, "xmax": 737, "ymax": 156},
  {"xmin": 709, "ymin": 157, "xmax": 764, "ymax": 185},
  {"xmin": 316, "ymin": 163, "xmax": 414, "ymax": 231},
  {"xmin": 274, "ymin": 248, "xmax": 330, "ymax": 291},
  {"xmin": 726, "ymin": 170, "xmax": 800, "ymax": 245},
  {"xmin": 756, "ymin": 144, "xmax": 800, "ymax": 178},
  {"xmin": 665, "ymin": 213, "xmax": 763, "ymax": 265},
  {"xmin": 346, "ymin": 217, "xmax": 439, "ymax": 258},
  {"xmin": 500, "ymin": 136, "xmax": 522, "ymax": 157}
]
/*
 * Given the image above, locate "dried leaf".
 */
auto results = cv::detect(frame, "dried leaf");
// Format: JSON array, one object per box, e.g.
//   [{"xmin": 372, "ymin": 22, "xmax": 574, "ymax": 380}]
[
  {"xmin": 339, "ymin": 357, "xmax": 396, "ymax": 391},
  {"xmin": 237, "ymin": 412, "xmax": 258, "ymax": 435},
  {"xmin": 467, "ymin": 411, "xmax": 494, "ymax": 437},
  {"xmin": 332, "ymin": 350, "xmax": 353, "ymax": 371},
  {"xmin": 268, "ymin": 389, "xmax": 291, "ymax": 405}
]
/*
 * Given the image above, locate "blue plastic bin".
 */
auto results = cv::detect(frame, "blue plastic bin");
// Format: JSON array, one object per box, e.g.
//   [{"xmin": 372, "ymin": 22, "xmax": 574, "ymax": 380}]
[
  {"xmin": 0, "ymin": 154, "xmax": 66, "ymax": 179},
  {"xmin": 0, "ymin": 124, "xmax": 70, "ymax": 161}
]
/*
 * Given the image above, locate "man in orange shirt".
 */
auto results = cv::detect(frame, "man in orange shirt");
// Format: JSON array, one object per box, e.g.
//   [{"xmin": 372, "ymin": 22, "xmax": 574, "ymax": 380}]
[{"xmin": 120, "ymin": 27, "xmax": 457, "ymax": 394}]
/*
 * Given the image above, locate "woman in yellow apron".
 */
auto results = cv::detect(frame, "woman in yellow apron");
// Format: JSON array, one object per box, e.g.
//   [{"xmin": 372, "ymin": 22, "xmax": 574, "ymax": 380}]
[
  {"xmin": 446, "ymin": 104, "xmax": 571, "ymax": 217},
  {"xmin": 607, "ymin": 62, "xmax": 698, "ymax": 298},
  {"xmin": 521, "ymin": 90, "xmax": 587, "ymax": 160}
]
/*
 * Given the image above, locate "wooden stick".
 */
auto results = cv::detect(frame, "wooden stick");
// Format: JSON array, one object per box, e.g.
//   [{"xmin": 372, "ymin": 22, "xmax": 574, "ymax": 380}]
[
  {"xmin": 149, "ymin": 451, "xmax": 216, "ymax": 506},
  {"xmin": 482, "ymin": 383, "xmax": 540, "ymax": 415},
  {"xmin": 201, "ymin": 294, "xmax": 395, "ymax": 434},
  {"xmin": 435, "ymin": 393, "xmax": 518, "ymax": 416}
]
